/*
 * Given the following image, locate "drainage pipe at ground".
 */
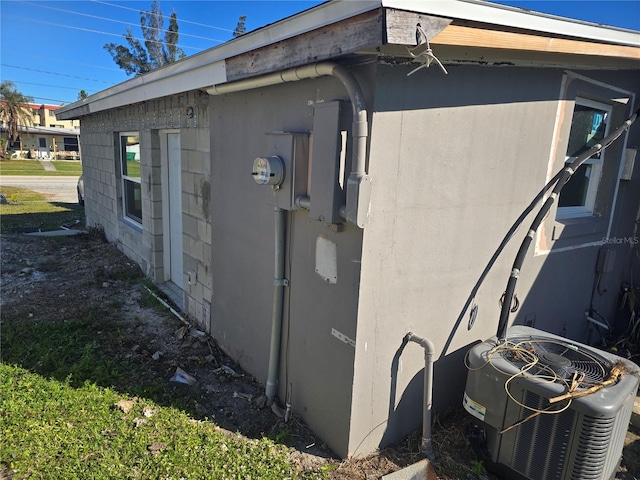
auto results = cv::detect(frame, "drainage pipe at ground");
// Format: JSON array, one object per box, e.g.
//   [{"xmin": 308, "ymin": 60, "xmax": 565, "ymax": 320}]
[
  {"xmin": 265, "ymin": 207, "xmax": 287, "ymax": 406},
  {"xmin": 404, "ymin": 332, "xmax": 436, "ymax": 461}
]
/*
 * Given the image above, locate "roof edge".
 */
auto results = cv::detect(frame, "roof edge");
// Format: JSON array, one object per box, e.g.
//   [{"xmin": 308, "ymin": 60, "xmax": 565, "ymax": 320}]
[
  {"xmin": 56, "ymin": 0, "xmax": 640, "ymax": 120},
  {"xmin": 382, "ymin": 0, "xmax": 640, "ymax": 47},
  {"xmin": 56, "ymin": 0, "xmax": 381, "ymax": 119}
]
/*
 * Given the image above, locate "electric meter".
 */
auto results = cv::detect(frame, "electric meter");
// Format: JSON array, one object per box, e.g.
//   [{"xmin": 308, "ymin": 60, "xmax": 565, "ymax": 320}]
[{"xmin": 252, "ymin": 156, "xmax": 284, "ymax": 187}]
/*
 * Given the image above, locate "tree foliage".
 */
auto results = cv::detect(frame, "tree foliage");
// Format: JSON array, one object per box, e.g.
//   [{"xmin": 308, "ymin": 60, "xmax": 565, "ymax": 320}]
[
  {"xmin": 0, "ymin": 81, "xmax": 33, "ymax": 159},
  {"xmin": 233, "ymin": 16, "xmax": 247, "ymax": 37},
  {"xmin": 104, "ymin": 0, "xmax": 186, "ymax": 76},
  {"xmin": 77, "ymin": 90, "xmax": 89, "ymax": 101}
]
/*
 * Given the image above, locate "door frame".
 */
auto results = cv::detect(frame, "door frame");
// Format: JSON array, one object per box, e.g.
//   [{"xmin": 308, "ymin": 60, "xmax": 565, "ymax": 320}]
[{"xmin": 159, "ymin": 129, "xmax": 183, "ymax": 287}]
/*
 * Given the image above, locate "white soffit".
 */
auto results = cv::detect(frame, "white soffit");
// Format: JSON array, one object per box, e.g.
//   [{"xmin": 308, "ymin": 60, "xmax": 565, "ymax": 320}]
[{"xmin": 382, "ymin": 0, "xmax": 640, "ymax": 47}]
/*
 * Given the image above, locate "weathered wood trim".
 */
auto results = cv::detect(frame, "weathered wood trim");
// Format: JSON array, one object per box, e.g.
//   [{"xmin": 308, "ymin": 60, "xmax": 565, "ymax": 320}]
[
  {"xmin": 431, "ymin": 24, "xmax": 640, "ymax": 60},
  {"xmin": 225, "ymin": 9, "xmax": 384, "ymax": 82},
  {"xmin": 384, "ymin": 9, "xmax": 453, "ymax": 45}
]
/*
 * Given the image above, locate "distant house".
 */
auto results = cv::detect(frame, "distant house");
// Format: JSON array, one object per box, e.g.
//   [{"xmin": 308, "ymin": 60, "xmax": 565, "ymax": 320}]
[
  {"xmin": 30, "ymin": 103, "xmax": 79, "ymax": 130},
  {"xmin": 56, "ymin": 0, "xmax": 640, "ymax": 458},
  {"xmin": 3, "ymin": 125, "xmax": 80, "ymax": 159},
  {"xmin": 1, "ymin": 103, "xmax": 80, "ymax": 159}
]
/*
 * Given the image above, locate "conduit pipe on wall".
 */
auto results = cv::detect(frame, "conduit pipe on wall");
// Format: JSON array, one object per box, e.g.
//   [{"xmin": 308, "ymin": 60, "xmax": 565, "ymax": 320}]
[
  {"xmin": 404, "ymin": 332, "xmax": 436, "ymax": 461},
  {"xmin": 265, "ymin": 207, "xmax": 287, "ymax": 406},
  {"xmin": 208, "ymin": 63, "xmax": 372, "ymax": 408},
  {"xmin": 207, "ymin": 62, "xmax": 372, "ymax": 228}
]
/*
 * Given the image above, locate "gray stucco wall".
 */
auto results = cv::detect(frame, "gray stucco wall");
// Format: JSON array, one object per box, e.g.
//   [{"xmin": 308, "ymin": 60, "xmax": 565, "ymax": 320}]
[
  {"xmin": 208, "ymin": 75, "xmax": 370, "ymax": 457},
  {"xmin": 349, "ymin": 64, "xmax": 640, "ymax": 455}
]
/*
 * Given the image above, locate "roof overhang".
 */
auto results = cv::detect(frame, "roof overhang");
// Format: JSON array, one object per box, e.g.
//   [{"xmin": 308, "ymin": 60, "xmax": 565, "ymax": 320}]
[
  {"xmin": 1, "ymin": 125, "xmax": 79, "ymax": 136},
  {"xmin": 56, "ymin": 0, "xmax": 640, "ymax": 120}
]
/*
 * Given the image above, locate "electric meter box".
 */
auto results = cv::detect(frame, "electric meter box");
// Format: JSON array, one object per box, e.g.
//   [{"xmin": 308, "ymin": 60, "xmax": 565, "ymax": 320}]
[{"xmin": 261, "ymin": 132, "xmax": 309, "ymax": 211}]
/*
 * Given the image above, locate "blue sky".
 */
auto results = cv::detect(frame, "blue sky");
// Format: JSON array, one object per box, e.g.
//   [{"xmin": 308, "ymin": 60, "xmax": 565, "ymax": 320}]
[{"xmin": 1, "ymin": 0, "xmax": 639, "ymax": 106}]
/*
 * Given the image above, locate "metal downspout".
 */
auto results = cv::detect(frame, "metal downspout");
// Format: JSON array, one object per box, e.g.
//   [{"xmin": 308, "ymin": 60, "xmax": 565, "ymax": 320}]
[
  {"xmin": 266, "ymin": 207, "xmax": 287, "ymax": 406},
  {"xmin": 404, "ymin": 332, "xmax": 436, "ymax": 460}
]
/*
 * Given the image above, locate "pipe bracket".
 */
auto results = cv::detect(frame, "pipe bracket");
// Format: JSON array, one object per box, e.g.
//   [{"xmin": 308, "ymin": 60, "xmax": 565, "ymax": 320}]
[{"xmin": 274, "ymin": 278, "xmax": 289, "ymax": 287}]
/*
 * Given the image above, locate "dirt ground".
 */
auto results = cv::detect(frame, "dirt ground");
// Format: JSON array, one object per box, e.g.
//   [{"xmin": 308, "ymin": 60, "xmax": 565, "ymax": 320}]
[{"xmin": 1, "ymin": 232, "xmax": 638, "ymax": 479}]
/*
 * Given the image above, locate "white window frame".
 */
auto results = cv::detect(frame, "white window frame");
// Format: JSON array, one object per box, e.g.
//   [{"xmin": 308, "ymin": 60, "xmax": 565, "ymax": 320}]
[
  {"xmin": 119, "ymin": 132, "xmax": 142, "ymax": 225},
  {"xmin": 556, "ymin": 97, "xmax": 612, "ymax": 219}
]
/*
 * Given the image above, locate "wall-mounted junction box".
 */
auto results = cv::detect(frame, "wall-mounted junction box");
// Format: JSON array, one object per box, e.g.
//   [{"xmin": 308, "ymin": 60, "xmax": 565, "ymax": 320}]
[{"xmin": 310, "ymin": 101, "xmax": 349, "ymax": 224}]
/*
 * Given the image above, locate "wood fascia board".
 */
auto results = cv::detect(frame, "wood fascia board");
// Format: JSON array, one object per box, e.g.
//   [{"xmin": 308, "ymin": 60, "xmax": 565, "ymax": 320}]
[
  {"xmin": 384, "ymin": 9, "xmax": 453, "ymax": 45},
  {"xmin": 430, "ymin": 24, "xmax": 640, "ymax": 61},
  {"xmin": 225, "ymin": 9, "xmax": 384, "ymax": 82}
]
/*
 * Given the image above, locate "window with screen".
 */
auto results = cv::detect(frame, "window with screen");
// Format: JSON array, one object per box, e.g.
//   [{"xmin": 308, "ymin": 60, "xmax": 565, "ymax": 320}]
[
  {"xmin": 557, "ymin": 98, "xmax": 612, "ymax": 219},
  {"xmin": 119, "ymin": 133, "xmax": 142, "ymax": 224}
]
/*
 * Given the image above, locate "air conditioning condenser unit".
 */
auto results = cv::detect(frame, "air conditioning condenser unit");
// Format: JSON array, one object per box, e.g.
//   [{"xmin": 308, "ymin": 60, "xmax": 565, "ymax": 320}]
[{"xmin": 463, "ymin": 326, "xmax": 639, "ymax": 480}]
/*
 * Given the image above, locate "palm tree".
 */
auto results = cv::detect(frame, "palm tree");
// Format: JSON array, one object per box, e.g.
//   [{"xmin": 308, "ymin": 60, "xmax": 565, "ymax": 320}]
[{"xmin": 0, "ymin": 81, "xmax": 34, "ymax": 159}]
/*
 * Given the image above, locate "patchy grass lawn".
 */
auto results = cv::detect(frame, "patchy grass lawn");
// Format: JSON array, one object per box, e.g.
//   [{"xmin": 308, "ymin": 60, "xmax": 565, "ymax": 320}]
[
  {"xmin": 0, "ymin": 234, "xmax": 307, "ymax": 480},
  {"xmin": 51, "ymin": 160, "xmax": 83, "ymax": 175},
  {"xmin": 0, "ymin": 159, "xmax": 81, "ymax": 176},
  {"xmin": 0, "ymin": 364, "xmax": 295, "ymax": 480},
  {"xmin": 0, "ymin": 186, "xmax": 84, "ymax": 233}
]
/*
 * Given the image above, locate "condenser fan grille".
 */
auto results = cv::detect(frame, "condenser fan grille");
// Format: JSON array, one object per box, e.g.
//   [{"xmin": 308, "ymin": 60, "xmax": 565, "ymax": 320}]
[{"xmin": 500, "ymin": 336, "xmax": 611, "ymax": 387}]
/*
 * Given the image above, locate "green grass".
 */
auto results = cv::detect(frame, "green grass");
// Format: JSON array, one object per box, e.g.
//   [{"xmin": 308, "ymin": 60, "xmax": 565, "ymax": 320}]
[
  {"xmin": 125, "ymin": 159, "xmax": 141, "ymax": 178},
  {"xmin": 0, "ymin": 159, "xmax": 82, "ymax": 176},
  {"xmin": 51, "ymin": 161, "xmax": 83, "ymax": 175},
  {"xmin": 0, "ymin": 365, "xmax": 295, "ymax": 480},
  {"xmin": 0, "ymin": 186, "xmax": 85, "ymax": 233},
  {"xmin": 0, "ymin": 313, "xmax": 297, "ymax": 479},
  {"xmin": 0, "ymin": 159, "xmax": 45, "ymax": 174},
  {"xmin": 1, "ymin": 315, "xmax": 128, "ymax": 387}
]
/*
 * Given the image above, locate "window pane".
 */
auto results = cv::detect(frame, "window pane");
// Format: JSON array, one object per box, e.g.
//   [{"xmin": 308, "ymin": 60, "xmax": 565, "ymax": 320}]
[
  {"xmin": 566, "ymin": 104, "xmax": 607, "ymax": 159},
  {"xmin": 558, "ymin": 164, "xmax": 592, "ymax": 208},
  {"xmin": 121, "ymin": 134, "xmax": 140, "ymax": 179},
  {"xmin": 124, "ymin": 179, "xmax": 142, "ymax": 223},
  {"xmin": 63, "ymin": 137, "xmax": 79, "ymax": 151}
]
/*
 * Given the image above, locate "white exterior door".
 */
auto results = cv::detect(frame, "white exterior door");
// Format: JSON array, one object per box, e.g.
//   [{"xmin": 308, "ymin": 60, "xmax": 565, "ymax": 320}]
[{"xmin": 167, "ymin": 133, "xmax": 183, "ymax": 288}]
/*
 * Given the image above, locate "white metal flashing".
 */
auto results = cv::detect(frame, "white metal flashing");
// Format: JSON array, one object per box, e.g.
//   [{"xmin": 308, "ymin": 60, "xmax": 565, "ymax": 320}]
[
  {"xmin": 56, "ymin": 0, "xmax": 639, "ymax": 120},
  {"xmin": 383, "ymin": 0, "xmax": 640, "ymax": 46},
  {"xmin": 7, "ymin": 125, "xmax": 80, "ymax": 136}
]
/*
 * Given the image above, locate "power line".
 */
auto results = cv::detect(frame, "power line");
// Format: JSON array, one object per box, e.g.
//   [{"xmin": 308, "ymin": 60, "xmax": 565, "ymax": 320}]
[
  {"xmin": 1, "ymin": 80, "xmax": 97, "ymax": 93},
  {"xmin": 24, "ymin": 1, "xmax": 227, "ymax": 44},
  {"xmin": 92, "ymin": 0, "xmax": 236, "ymax": 34},
  {"xmin": 5, "ymin": 15, "xmax": 205, "ymax": 51},
  {"xmin": 1, "ymin": 52, "xmax": 122, "ymax": 72},
  {"xmin": 1, "ymin": 64, "xmax": 114, "ymax": 85},
  {"xmin": 31, "ymin": 96, "xmax": 75, "ymax": 104}
]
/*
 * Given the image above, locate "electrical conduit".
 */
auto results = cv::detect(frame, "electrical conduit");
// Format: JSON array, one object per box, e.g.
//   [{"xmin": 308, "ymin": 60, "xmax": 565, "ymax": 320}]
[
  {"xmin": 208, "ymin": 63, "xmax": 371, "ymax": 406},
  {"xmin": 496, "ymin": 107, "xmax": 639, "ymax": 341},
  {"xmin": 265, "ymin": 207, "xmax": 287, "ymax": 406}
]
